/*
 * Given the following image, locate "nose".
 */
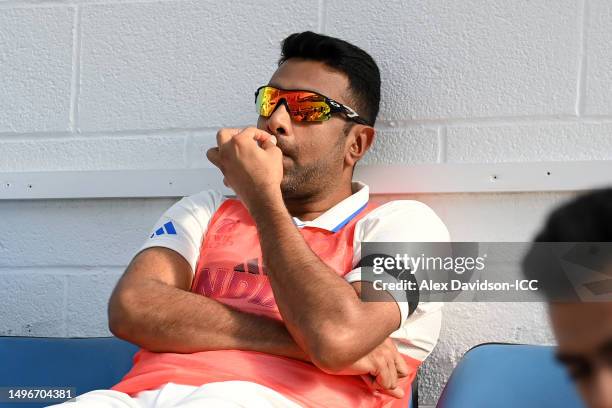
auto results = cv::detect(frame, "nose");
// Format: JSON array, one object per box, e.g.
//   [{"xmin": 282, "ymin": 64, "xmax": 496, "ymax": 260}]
[{"xmin": 264, "ymin": 99, "xmax": 292, "ymax": 137}]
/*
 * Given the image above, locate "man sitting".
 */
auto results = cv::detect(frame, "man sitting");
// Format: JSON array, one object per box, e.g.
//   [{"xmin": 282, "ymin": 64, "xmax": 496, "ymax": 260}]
[{"xmin": 53, "ymin": 31, "xmax": 449, "ymax": 408}]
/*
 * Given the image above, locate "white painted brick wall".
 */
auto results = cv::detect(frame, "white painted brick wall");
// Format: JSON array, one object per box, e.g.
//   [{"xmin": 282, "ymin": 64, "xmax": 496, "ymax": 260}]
[
  {"xmin": 0, "ymin": 7, "xmax": 74, "ymax": 133},
  {"xmin": 77, "ymin": 1, "xmax": 318, "ymax": 131},
  {"xmin": 1, "ymin": 1, "xmax": 610, "ymax": 405},
  {"xmin": 326, "ymin": 0, "xmax": 581, "ymax": 120},
  {"xmin": 446, "ymin": 122, "xmax": 612, "ymax": 163},
  {"xmin": 584, "ymin": 0, "xmax": 612, "ymax": 115}
]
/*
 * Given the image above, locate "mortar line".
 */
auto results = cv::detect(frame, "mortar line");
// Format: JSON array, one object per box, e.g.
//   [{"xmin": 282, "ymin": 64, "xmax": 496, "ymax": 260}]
[
  {"xmin": 0, "ymin": 0, "xmax": 179, "ymax": 9},
  {"xmin": 62, "ymin": 274, "xmax": 68, "ymax": 336},
  {"xmin": 3, "ymin": 113, "xmax": 612, "ymax": 142},
  {"xmin": 437, "ymin": 127, "xmax": 447, "ymax": 163},
  {"xmin": 374, "ymin": 115, "xmax": 612, "ymax": 128},
  {"xmin": 0, "ymin": 129, "xmax": 204, "ymax": 141},
  {"xmin": 69, "ymin": 5, "xmax": 82, "ymax": 133},
  {"xmin": 183, "ymin": 133, "xmax": 191, "ymax": 168},
  {"xmin": 4, "ymin": 114, "xmax": 612, "ymax": 141},
  {"xmin": 575, "ymin": 0, "xmax": 589, "ymax": 116},
  {"xmin": 317, "ymin": 0, "xmax": 327, "ymax": 33}
]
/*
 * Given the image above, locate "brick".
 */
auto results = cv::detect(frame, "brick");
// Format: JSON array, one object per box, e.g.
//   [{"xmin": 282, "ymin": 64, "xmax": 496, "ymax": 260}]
[
  {"xmin": 326, "ymin": 0, "xmax": 580, "ymax": 120},
  {"xmin": 584, "ymin": 0, "xmax": 612, "ymax": 115},
  {"xmin": 447, "ymin": 122, "xmax": 612, "ymax": 163},
  {"xmin": 186, "ymin": 131, "xmax": 218, "ymax": 168},
  {"xmin": 375, "ymin": 191, "xmax": 578, "ymax": 241},
  {"xmin": 66, "ymin": 269, "xmax": 122, "ymax": 336},
  {"xmin": 78, "ymin": 1, "xmax": 318, "ymax": 131},
  {"xmin": 0, "ymin": 273, "xmax": 65, "ymax": 336},
  {"xmin": 359, "ymin": 127, "xmax": 439, "ymax": 165},
  {"xmin": 0, "ymin": 197, "xmax": 178, "ymax": 267},
  {"xmin": 0, "ymin": 134, "xmax": 187, "ymax": 172},
  {"xmin": 0, "ymin": 7, "xmax": 74, "ymax": 132}
]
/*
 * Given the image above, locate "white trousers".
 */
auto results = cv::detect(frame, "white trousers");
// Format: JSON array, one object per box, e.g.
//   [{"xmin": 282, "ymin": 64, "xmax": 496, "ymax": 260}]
[{"xmin": 45, "ymin": 381, "xmax": 302, "ymax": 408}]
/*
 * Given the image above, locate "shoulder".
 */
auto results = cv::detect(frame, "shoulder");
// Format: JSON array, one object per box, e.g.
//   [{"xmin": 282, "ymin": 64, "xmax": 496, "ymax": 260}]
[
  {"xmin": 168, "ymin": 189, "xmax": 228, "ymax": 219},
  {"xmin": 140, "ymin": 190, "xmax": 228, "ymax": 273},
  {"xmin": 356, "ymin": 199, "xmax": 450, "ymax": 242},
  {"xmin": 182, "ymin": 189, "xmax": 227, "ymax": 210}
]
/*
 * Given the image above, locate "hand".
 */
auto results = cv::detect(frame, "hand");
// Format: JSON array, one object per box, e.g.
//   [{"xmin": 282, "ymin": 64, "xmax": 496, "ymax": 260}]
[
  {"xmin": 330, "ymin": 338, "xmax": 409, "ymax": 399},
  {"xmin": 206, "ymin": 127, "xmax": 283, "ymax": 208}
]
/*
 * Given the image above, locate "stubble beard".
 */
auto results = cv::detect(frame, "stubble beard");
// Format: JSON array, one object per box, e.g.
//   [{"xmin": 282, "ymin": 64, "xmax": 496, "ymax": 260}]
[{"xmin": 280, "ymin": 141, "xmax": 346, "ymax": 201}]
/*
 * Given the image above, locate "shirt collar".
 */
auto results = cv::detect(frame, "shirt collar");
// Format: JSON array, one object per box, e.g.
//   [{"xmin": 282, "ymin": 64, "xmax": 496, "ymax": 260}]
[{"xmin": 292, "ymin": 181, "xmax": 370, "ymax": 233}]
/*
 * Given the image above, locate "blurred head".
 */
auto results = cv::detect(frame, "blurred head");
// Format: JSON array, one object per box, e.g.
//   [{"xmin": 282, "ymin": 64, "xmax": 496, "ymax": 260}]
[
  {"xmin": 523, "ymin": 188, "xmax": 612, "ymax": 408},
  {"xmin": 256, "ymin": 31, "xmax": 381, "ymax": 200}
]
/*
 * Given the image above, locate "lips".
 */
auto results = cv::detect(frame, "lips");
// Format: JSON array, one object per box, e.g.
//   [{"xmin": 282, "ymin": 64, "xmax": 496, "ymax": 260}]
[{"xmin": 268, "ymin": 134, "xmax": 294, "ymax": 159}]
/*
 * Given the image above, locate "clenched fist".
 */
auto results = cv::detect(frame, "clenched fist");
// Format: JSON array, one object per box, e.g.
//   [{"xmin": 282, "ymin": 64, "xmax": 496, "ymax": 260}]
[{"xmin": 206, "ymin": 127, "xmax": 283, "ymax": 210}]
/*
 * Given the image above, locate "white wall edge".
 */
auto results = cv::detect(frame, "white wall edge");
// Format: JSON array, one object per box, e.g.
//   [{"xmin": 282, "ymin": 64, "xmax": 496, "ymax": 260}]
[{"xmin": 1, "ymin": 160, "xmax": 611, "ymax": 200}]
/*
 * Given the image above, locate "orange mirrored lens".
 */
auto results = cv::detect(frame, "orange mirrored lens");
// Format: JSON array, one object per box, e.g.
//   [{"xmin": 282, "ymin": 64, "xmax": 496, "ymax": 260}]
[{"xmin": 256, "ymin": 87, "xmax": 331, "ymax": 122}]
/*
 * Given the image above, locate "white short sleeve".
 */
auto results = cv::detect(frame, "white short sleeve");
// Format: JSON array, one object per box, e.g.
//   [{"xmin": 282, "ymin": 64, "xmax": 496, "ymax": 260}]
[
  {"xmin": 346, "ymin": 200, "xmax": 450, "ymax": 361},
  {"xmin": 138, "ymin": 190, "xmax": 227, "ymax": 274}
]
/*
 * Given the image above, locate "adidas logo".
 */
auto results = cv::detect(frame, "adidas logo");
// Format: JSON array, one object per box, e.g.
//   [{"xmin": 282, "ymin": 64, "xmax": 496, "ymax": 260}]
[
  {"xmin": 234, "ymin": 258, "xmax": 268, "ymax": 275},
  {"xmin": 150, "ymin": 221, "xmax": 177, "ymax": 238}
]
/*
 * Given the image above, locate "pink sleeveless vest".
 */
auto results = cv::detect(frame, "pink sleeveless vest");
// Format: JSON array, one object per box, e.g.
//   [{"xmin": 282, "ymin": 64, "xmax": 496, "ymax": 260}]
[{"xmin": 112, "ymin": 198, "xmax": 418, "ymax": 407}]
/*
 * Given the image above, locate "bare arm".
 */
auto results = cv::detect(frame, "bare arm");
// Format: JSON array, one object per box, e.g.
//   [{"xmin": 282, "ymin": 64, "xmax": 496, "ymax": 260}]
[
  {"xmin": 203, "ymin": 127, "xmax": 404, "ymax": 373},
  {"xmin": 108, "ymin": 243, "xmax": 406, "ymax": 398},
  {"xmin": 107, "ymin": 246, "xmax": 307, "ymax": 360},
  {"xmin": 250, "ymin": 194, "xmax": 402, "ymax": 372}
]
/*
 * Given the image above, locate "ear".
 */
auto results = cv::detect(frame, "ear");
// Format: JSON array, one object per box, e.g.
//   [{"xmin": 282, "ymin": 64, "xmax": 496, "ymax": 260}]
[{"xmin": 345, "ymin": 125, "xmax": 375, "ymax": 168}]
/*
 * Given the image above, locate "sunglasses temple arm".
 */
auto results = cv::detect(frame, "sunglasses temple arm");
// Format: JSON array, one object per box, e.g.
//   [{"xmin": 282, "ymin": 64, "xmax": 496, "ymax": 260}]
[{"xmin": 342, "ymin": 105, "xmax": 369, "ymax": 126}]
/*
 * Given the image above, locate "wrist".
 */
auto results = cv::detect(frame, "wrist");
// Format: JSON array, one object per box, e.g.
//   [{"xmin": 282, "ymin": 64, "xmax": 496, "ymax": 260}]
[{"xmin": 247, "ymin": 187, "xmax": 286, "ymax": 222}]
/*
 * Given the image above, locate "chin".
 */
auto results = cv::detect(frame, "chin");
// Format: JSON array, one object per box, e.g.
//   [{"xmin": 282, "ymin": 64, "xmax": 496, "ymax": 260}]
[{"xmin": 280, "ymin": 178, "xmax": 298, "ymax": 196}]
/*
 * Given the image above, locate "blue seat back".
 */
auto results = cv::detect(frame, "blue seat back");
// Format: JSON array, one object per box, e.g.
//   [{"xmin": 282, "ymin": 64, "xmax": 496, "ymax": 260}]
[
  {"xmin": 0, "ymin": 336, "xmax": 138, "ymax": 408},
  {"xmin": 437, "ymin": 343, "xmax": 585, "ymax": 408},
  {"xmin": 0, "ymin": 336, "xmax": 417, "ymax": 407}
]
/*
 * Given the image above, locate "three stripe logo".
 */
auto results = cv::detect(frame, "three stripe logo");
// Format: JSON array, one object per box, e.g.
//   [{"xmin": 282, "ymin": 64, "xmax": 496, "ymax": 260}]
[
  {"xmin": 234, "ymin": 258, "xmax": 268, "ymax": 275},
  {"xmin": 150, "ymin": 221, "xmax": 177, "ymax": 238}
]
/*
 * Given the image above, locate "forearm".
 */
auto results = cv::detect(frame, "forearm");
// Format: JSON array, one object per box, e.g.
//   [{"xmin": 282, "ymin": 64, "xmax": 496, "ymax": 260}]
[
  {"xmin": 250, "ymin": 194, "xmax": 397, "ymax": 367},
  {"xmin": 108, "ymin": 277, "xmax": 307, "ymax": 360}
]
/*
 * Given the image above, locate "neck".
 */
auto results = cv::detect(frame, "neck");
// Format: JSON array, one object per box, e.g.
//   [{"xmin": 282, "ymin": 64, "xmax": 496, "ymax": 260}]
[{"xmin": 283, "ymin": 179, "xmax": 354, "ymax": 222}]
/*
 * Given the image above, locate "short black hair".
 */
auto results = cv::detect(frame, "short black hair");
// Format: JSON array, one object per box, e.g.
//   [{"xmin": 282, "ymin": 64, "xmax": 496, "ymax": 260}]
[
  {"xmin": 279, "ymin": 31, "xmax": 381, "ymax": 127},
  {"xmin": 530, "ymin": 188, "xmax": 612, "ymax": 242},
  {"xmin": 522, "ymin": 188, "xmax": 612, "ymax": 300}
]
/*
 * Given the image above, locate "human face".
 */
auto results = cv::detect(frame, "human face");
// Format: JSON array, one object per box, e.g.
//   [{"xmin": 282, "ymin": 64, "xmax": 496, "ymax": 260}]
[
  {"xmin": 256, "ymin": 58, "xmax": 357, "ymax": 200},
  {"xmin": 550, "ymin": 302, "xmax": 612, "ymax": 408}
]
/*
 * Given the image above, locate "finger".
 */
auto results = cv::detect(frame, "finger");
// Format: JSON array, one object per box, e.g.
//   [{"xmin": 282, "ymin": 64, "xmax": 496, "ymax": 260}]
[
  {"xmin": 382, "ymin": 337, "xmax": 407, "ymax": 378},
  {"xmin": 384, "ymin": 358, "xmax": 398, "ymax": 390},
  {"xmin": 375, "ymin": 357, "xmax": 393, "ymax": 390},
  {"xmin": 394, "ymin": 353, "xmax": 409, "ymax": 378},
  {"xmin": 253, "ymin": 132, "xmax": 277, "ymax": 143},
  {"xmin": 362, "ymin": 375, "xmax": 404, "ymax": 400},
  {"xmin": 360, "ymin": 374, "xmax": 377, "ymax": 391},
  {"xmin": 206, "ymin": 147, "xmax": 222, "ymax": 168},
  {"xmin": 216, "ymin": 128, "xmax": 241, "ymax": 148},
  {"xmin": 259, "ymin": 135, "xmax": 278, "ymax": 150},
  {"xmin": 380, "ymin": 386, "xmax": 405, "ymax": 399},
  {"xmin": 239, "ymin": 127, "xmax": 275, "ymax": 143},
  {"xmin": 368, "ymin": 378, "xmax": 405, "ymax": 400}
]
